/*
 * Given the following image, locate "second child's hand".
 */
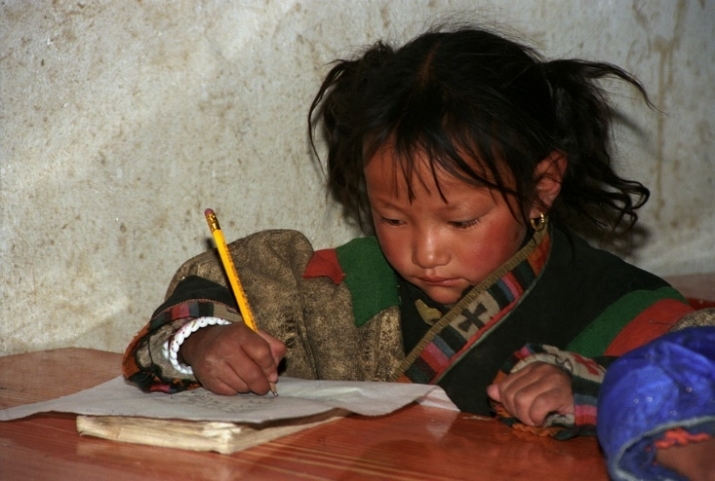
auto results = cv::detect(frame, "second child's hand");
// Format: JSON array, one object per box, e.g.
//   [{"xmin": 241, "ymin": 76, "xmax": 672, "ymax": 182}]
[{"xmin": 179, "ymin": 322, "xmax": 286, "ymax": 396}]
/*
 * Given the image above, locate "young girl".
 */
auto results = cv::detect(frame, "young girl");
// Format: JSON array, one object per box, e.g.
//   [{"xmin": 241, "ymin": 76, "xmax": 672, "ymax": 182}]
[{"xmin": 123, "ymin": 26, "xmax": 699, "ymax": 438}]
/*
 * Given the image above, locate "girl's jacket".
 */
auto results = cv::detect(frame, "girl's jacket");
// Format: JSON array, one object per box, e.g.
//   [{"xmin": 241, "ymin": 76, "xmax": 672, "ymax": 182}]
[{"xmin": 123, "ymin": 224, "xmax": 702, "ymax": 438}]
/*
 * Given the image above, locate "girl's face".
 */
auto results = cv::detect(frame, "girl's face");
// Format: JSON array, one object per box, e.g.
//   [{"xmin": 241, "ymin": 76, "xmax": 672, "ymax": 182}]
[{"xmin": 365, "ymin": 145, "xmax": 540, "ymax": 305}]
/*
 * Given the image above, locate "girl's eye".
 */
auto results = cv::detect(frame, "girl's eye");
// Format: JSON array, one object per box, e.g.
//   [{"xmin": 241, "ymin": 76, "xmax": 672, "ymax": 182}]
[
  {"xmin": 380, "ymin": 216, "xmax": 404, "ymax": 226},
  {"xmin": 450, "ymin": 218, "xmax": 480, "ymax": 229}
]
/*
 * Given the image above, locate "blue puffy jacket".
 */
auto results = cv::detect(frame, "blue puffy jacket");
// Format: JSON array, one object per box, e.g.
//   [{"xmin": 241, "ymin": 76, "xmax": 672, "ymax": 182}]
[{"xmin": 597, "ymin": 326, "xmax": 715, "ymax": 481}]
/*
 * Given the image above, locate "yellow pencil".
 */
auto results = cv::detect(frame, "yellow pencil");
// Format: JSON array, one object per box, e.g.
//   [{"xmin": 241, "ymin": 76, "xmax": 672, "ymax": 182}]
[{"xmin": 204, "ymin": 208, "xmax": 278, "ymax": 396}]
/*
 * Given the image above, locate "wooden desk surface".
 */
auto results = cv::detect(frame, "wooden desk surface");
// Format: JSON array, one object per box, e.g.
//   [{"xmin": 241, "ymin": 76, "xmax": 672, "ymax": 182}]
[
  {"xmin": 666, "ymin": 273, "xmax": 715, "ymax": 306},
  {"xmin": 0, "ymin": 348, "xmax": 608, "ymax": 480}
]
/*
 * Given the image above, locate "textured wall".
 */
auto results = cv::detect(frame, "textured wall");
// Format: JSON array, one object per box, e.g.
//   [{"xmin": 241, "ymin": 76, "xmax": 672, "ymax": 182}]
[{"xmin": 1, "ymin": 0, "xmax": 713, "ymax": 355}]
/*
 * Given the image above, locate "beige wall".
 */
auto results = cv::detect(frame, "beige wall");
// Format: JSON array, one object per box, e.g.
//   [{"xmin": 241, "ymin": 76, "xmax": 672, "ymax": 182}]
[{"xmin": 2, "ymin": 0, "xmax": 713, "ymax": 355}]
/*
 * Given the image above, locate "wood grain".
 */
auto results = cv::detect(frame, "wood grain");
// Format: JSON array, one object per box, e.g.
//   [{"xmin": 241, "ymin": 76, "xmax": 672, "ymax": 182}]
[{"xmin": 0, "ymin": 348, "xmax": 609, "ymax": 480}]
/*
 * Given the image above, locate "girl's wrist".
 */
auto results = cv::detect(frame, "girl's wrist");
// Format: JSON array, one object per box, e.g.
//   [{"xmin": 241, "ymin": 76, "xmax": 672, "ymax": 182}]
[{"xmin": 164, "ymin": 317, "xmax": 231, "ymax": 375}]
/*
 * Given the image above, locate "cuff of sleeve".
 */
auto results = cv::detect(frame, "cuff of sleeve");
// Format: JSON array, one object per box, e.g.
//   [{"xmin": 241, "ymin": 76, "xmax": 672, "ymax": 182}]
[{"xmin": 125, "ymin": 298, "xmax": 242, "ymax": 393}]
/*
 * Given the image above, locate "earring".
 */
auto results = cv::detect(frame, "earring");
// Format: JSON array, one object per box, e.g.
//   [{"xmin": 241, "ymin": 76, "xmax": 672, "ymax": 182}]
[{"xmin": 530, "ymin": 212, "xmax": 547, "ymax": 232}]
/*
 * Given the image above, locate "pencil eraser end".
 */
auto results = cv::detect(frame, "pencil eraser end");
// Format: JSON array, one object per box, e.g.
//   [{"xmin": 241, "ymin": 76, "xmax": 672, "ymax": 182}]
[{"xmin": 204, "ymin": 208, "xmax": 215, "ymax": 217}]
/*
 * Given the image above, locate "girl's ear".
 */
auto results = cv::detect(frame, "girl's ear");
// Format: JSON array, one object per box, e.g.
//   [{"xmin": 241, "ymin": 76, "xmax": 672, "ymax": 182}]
[{"xmin": 529, "ymin": 151, "xmax": 567, "ymax": 218}]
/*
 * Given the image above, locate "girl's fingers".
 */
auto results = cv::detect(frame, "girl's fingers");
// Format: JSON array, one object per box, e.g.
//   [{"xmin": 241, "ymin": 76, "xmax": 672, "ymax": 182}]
[
  {"xmin": 258, "ymin": 330, "xmax": 287, "ymax": 366},
  {"xmin": 488, "ymin": 362, "xmax": 572, "ymax": 426}
]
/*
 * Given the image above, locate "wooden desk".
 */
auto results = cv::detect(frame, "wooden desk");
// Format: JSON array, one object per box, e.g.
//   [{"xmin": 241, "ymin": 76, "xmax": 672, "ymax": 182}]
[
  {"xmin": 0, "ymin": 348, "xmax": 607, "ymax": 480},
  {"xmin": 666, "ymin": 273, "xmax": 715, "ymax": 308}
]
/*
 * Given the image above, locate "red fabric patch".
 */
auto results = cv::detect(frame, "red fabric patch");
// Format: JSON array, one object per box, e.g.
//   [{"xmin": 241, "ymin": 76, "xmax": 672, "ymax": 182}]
[
  {"xmin": 571, "ymin": 352, "xmax": 603, "ymax": 376},
  {"xmin": 654, "ymin": 428, "xmax": 712, "ymax": 449},
  {"xmin": 303, "ymin": 248, "xmax": 345, "ymax": 284},
  {"xmin": 688, "ymin": 298, "xmax": 715, "ymax": 309},
  {"xmin": 605, "ymin": 299, "xmax": 694, "ymax": 356}
]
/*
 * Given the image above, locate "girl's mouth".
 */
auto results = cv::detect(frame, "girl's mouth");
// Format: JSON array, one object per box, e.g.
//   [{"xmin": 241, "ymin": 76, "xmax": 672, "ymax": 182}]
[{"xmin": 417, "ymin": 276, "xmax": 458, "ymax": 286}]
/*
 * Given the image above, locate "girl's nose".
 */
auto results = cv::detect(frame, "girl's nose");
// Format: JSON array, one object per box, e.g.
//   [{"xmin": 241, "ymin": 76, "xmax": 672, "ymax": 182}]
[{"xmin": 412, "ymin": 230, "xmax": 448, "ymax": 269}]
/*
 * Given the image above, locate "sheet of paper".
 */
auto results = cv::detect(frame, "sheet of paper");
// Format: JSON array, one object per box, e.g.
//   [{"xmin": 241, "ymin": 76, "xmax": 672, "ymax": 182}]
[{"xmin": 0, "ymin": 376, "xmax": 457, "ymax": 424}]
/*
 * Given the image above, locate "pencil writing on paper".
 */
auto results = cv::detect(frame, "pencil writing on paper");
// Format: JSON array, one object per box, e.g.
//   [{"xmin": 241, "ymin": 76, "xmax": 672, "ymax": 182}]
[{"xmin": 204, "ymin": 208, "xmax": 278, "ymax": 396}]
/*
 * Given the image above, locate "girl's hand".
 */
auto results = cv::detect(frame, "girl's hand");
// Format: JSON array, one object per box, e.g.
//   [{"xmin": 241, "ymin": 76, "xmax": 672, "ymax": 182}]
[
  {"xmin": 486, "ymin": 361, "xmax": 574, "ymax": 426},
  {"xmin": 179, "ymin": 322, "xmax": 286, "ymax": 396}
]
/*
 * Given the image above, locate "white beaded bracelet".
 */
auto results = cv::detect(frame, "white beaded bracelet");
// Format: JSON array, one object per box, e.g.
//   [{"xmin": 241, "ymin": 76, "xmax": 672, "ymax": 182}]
[{"xmin": 165, "ymin": 317, "xmax": 232, "ymax": 376}]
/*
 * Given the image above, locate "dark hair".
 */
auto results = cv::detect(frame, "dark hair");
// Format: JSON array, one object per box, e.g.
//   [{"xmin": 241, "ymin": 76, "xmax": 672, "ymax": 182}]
[{"xmin": 308, "ymin": 26, "xmax": 652, "ymax": 241}]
